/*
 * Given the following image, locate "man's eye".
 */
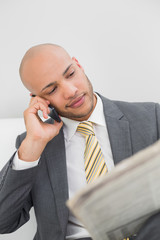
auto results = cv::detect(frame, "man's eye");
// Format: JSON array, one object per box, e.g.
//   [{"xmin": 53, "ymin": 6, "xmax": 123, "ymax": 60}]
[
  {"xmin": 70, "ymin": 71, "xmax": 74, "ymax": 76},
  {"xmin": 68, "ymin": 71, "xmax": 75, "ymax": 77},
  {"xmin": 48, "ymin": 87, "xmax": 57, "ymax": 94}
]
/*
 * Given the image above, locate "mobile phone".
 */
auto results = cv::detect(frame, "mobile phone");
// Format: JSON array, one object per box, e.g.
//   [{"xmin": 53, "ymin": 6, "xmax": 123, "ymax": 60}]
[{"xmin": 48, "ymin": 105, "xmax": 61, "ymax": 122}]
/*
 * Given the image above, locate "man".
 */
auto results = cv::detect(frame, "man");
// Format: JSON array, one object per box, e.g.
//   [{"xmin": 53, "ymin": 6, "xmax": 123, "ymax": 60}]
[{"xmin": 0, "ymin": 43, "xmax": 160, "ymax": 240}]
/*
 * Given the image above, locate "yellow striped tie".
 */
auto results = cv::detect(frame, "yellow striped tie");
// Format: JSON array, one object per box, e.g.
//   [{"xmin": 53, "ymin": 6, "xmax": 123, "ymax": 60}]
[{"xmin": 77, "ymin": 121, "xmax": 108, "ymax": 183}]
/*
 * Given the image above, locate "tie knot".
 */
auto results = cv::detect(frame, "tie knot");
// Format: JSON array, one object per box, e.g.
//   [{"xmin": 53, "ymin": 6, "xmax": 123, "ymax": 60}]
[{"xmin": 77, "ymin": 121, "xmax": 95, "ymax": 137}]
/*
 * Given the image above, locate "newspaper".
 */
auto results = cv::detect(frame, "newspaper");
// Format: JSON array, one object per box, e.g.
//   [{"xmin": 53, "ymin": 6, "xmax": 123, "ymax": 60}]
[{"xmin": 67, "ymin": 140, "xmax": 160, "ymax": 240}]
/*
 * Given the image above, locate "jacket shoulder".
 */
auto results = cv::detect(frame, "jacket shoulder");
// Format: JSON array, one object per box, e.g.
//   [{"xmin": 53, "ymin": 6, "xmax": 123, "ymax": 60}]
[{"xmin": 113, "ymin": 100, "xmax": 159, "ymax": 117}]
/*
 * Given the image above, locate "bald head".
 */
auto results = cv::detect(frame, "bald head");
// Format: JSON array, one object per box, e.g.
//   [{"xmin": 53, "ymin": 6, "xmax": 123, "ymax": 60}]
[
  {"xmin": 18, "ymin": 43, "xmax": 96, "ymax": 121},
  {"xmin": 19, "ymin": 43, "xmax": 72, "ymax": 93}
]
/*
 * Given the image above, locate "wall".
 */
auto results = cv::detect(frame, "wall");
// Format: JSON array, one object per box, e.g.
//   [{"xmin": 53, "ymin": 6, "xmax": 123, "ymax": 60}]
[{"xmin": 0, "ymin": 0, "xmax": 160, "ymax": 119}]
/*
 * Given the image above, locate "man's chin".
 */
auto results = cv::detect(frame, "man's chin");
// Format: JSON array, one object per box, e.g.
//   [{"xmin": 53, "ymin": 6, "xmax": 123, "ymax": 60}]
[{"xmin": 60, "ymin": 108, "xmax": 94, "ymax": 121}]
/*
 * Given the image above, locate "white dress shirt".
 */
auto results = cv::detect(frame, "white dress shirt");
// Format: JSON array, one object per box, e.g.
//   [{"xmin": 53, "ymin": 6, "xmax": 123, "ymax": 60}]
[{"xmin": 12, "ymin": 93, "xmax": 115, "ymax": 239}]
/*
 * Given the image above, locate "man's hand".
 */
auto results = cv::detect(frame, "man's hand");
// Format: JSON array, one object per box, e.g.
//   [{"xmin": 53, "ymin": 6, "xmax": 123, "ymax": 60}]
[{"xmin": 18, "ymin": 96, "xmax": 63, "ymax": 162}]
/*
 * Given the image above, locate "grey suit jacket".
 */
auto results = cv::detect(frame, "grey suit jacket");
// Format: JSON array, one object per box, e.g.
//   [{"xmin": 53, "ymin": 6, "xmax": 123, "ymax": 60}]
[{"xmin": 0, "ymin": 95, "xmax": 160, "ymax": 240}]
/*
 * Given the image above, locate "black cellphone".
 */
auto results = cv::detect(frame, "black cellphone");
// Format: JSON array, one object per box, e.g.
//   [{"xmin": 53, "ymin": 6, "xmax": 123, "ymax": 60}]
[{"xmin": 48, "ymin": 105, "xmax": 61, "ymax": 122}]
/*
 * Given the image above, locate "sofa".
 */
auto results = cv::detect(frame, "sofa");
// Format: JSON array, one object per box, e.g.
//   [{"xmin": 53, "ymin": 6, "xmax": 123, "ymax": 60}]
[{"xmin": 0, "ymin": 118, "xmax": 36, "ymax": 240}]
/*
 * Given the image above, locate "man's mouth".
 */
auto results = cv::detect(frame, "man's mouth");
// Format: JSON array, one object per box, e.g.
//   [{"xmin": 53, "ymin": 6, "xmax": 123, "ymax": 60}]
[{"xmin": 67, "ymin": 94, "xmax": 85, "ymax": 108}]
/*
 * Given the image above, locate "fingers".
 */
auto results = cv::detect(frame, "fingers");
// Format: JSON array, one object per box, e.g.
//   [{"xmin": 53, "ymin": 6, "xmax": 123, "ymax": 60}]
[
  {"xmin": 28, "ymin": 96, "xmax": 50, "ymax": 119},
  {"xmin": 29, "ymin": 95, "xmax": 50, "ymax": 108},
  {"xmin": 32, "ymin": 102, "xmax": 50, "ymax": 119},
  {"xmin": 24, "ymin": 102, "xmax": 49, "ymax": 121}
]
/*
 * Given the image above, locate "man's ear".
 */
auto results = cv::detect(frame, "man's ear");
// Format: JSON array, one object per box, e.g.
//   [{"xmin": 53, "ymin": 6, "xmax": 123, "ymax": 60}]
[{"xmin": 72, "ymin": 57, "xmax": 84, "ymax": 71}]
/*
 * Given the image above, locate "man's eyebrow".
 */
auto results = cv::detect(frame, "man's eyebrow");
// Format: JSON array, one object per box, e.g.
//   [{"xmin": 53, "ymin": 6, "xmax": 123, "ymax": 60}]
[
  {"xmin": 41, "ymin": 82, "xmax": 57, "ymax": 92},
  {"xmin": 63, "ymin": 64, "xmax": 72, "ymax": 75}
]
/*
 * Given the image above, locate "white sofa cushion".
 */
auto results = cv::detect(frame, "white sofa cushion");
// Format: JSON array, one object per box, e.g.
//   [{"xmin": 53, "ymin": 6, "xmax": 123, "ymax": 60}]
[
  {"xmin": 0, "ymin": 118, "xmax": 26, "ymax": 170},
  {"xmin": 0, "ymin": 118, "xmax": 36, "ymax": 240}
]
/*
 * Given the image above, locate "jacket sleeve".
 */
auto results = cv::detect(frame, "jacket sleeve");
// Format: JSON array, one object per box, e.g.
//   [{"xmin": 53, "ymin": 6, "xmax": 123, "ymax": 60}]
[
  {"xmin": 155, "ymin": 103, "xmax": 160, "ymax": 139},
  {"xmin": 0, "ymin": 135, "xmax": 39, "ymax": 234}
]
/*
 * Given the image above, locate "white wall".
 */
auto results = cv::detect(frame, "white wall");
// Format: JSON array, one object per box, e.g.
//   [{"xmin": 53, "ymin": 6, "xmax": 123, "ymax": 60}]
[
  {"xmin": 0, "ymin": 0, "xmax": 160, "ymax": 119},
  {"xmin": 0, "ymin": 0, "xmax": 160, "ymax": 239}
]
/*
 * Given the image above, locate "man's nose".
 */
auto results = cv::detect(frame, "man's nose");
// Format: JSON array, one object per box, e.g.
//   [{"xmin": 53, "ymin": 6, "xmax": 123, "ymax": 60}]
[{"xmin": 62, "ymin": 82, "xmax": 78, "ymax": 99}]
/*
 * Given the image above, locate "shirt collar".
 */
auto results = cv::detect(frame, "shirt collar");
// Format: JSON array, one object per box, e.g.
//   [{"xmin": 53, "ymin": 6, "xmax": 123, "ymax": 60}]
[{"xmin": 61, "ymin": 93, "xmax": 106, "ymax": 141}]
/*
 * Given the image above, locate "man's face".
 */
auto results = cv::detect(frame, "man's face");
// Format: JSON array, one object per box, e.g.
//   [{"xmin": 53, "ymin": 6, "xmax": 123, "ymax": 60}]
[{"xmin": 21, "ymin": 48, "xmax": 96, "ymax": 121}]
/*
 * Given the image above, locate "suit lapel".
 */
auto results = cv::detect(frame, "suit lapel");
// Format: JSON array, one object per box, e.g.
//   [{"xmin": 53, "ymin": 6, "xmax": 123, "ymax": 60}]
[
  {"xmin": 100, "ymin": 95, "xmax": 133, "ymax": 165},
  {"xmin": 44, "ymin": 127, "xmax": 68, "ymax": 234}
]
